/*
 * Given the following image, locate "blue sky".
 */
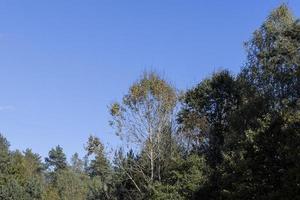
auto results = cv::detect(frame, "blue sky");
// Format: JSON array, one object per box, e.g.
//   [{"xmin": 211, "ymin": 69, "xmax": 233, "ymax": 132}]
[{"xmin": 0, "ymin": 0, "xmax": 299, "ymax": 160}]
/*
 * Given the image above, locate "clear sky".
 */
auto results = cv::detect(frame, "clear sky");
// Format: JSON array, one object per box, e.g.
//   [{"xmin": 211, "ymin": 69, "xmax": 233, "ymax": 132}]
[{"xmin": 0, "ymin": 0, "xmax": 299, "ymax": 160}]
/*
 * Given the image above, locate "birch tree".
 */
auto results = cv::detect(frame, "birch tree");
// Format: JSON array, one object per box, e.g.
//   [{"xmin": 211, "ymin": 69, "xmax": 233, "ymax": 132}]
[{"xmin": 109, "ymin": 72, "xmax": 177, "ymax": 183}]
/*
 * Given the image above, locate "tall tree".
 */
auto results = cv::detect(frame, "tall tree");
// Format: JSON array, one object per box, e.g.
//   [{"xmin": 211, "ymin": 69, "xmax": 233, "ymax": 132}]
[
  {"xmin": 85, "ymin": 135, "xmax": 113, "ymax": 199},
  {"xmin": 225, "ymin": 5, "xmax": 300, "ymax": 199},
  {"xmin": 241, "ymin": 4, "xmax": 300, "ymax": 110},
  {"xmin": 45, "ymin": 145, "xmax": 67, "ymax": 172},
  {"xmin": 110, "ymin": 72, "xmax": 178, "ymax": 184},
  {"xmin": 179, "ymin": 70, "xmax": 239, "ymax": 167},
  {"xmin": 178, "ymin": 70, "xmax": 241, "ymax": 199},
  {"xmin": 85, "ymin": 135, "xmax": 110, "ymax": 178}
]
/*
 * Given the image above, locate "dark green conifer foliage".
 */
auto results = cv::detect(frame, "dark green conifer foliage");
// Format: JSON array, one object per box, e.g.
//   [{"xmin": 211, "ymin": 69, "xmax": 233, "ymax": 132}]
[{"xmin": 45, "ymin": 145, "xmax": 67, "ymax": 171}]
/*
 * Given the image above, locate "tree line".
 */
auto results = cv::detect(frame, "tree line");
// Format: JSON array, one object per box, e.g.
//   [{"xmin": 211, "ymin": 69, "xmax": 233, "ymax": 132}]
[{"xmin": 0, "ymin": 4, "xmax": 299, "ymax": 200}]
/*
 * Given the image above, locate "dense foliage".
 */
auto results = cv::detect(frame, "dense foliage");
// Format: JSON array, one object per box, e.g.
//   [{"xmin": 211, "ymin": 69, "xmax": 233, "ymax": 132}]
[{"xmin": 0, "ymin": 5, "xmax": 299, "ymax": 200}]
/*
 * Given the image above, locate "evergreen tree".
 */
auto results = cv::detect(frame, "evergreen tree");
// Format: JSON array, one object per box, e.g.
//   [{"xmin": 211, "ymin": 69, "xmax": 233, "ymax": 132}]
[
  {"xmin": 45, "ymin": 145, "xmax": 67, "ymax": 172},
  {"xmin": 85, "ymin": 135, "xmax": 113, "ymax": 200},
  {"xmin": 71, "ymin": 153, "xmax": 85, "ymax": 174}
]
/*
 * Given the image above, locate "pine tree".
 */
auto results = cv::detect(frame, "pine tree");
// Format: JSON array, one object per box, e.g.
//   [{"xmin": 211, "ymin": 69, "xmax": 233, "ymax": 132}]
[{"xmin": 45, "ymin": 145, "xmax": 67, "ymax": 172}]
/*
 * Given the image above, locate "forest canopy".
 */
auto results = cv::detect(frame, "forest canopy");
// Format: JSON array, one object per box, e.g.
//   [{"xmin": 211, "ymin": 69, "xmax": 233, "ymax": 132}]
[{"xmin": 0, "ymin": 4, "xmax": 299, "ymax": 200}]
